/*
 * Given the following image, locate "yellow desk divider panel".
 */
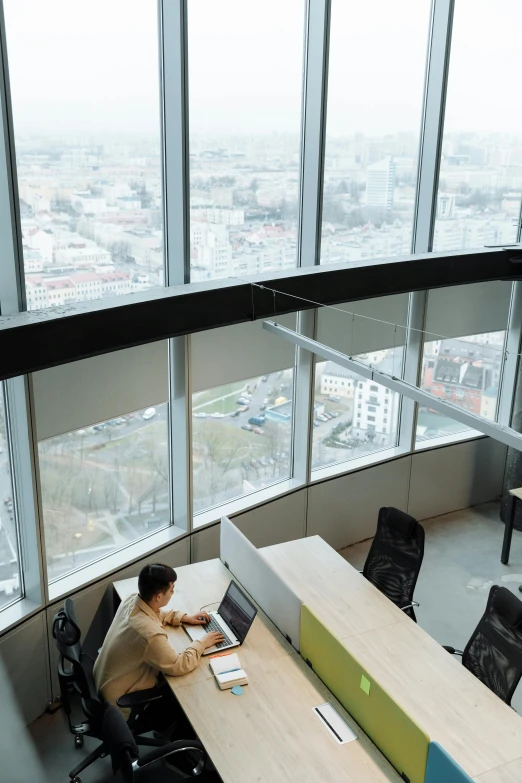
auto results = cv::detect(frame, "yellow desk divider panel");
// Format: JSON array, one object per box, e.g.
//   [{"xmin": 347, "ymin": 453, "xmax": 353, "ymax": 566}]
[{"xmin": 300, "ymin": 605, "xmax": 429, "ymax": 783}]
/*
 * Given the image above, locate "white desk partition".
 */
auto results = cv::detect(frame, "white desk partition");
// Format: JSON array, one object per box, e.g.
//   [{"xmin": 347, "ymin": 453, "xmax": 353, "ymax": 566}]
[{"xmin": 220, "ymin": 516, "xmax": 301, "ymax": 651}]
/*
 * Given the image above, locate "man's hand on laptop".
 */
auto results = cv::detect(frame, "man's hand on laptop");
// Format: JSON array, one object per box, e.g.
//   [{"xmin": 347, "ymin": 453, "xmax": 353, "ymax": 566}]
[
  {"xmin": 202, "ymin": 631, "xmax": 225, "ymax": 649},
  {"xmin": 182, "ymin": 611, "xmax": 211, "ymax": 625}
]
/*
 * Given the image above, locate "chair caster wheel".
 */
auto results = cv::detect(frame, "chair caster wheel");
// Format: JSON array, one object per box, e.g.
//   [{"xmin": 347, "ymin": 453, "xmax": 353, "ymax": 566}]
[
  {"xmin": 74, "ymin": 735, "xmax": 84, "ymax": 748},
  {"xmin": 71, "ymin": 777, "xmax": 82, "ymax": 783}
]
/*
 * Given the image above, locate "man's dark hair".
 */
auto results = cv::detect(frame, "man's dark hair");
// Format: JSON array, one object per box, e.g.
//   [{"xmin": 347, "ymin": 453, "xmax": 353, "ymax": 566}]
[{"xmin": 138, "ymin": 563, "xmax": 177, "ymax": 602}]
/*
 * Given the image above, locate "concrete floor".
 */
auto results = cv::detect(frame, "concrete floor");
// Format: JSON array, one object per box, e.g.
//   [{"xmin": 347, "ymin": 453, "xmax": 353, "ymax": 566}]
[
  {"xmin": 25, "ymin": 501, "xmax": 522, "ymax": 781},
  {"xmin": 339, "ymin": 500, "xmax": 522, "ymax": 713}
]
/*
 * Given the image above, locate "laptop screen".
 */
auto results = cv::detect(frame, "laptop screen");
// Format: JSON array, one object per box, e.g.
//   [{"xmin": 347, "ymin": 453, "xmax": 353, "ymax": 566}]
[{"xmin": 219, "ymin": 580, "xmax": 258, "ymax": 643}]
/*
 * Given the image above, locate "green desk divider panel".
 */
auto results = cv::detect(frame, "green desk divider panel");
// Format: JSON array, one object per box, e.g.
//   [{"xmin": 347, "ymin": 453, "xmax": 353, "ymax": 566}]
[
  {"xmin": 301, "ymin": 605, "xmax": 429, "ymax": 783},
  {"xmin": 425, "ymin": 742, "xmax": 474, "ymax": 783}
]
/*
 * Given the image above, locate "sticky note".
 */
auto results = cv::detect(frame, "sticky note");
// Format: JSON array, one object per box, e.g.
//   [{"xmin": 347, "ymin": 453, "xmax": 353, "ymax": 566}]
[
  {"xmin": 360, "ymin": 675, "xmax": 371, "ymax": 696},
  {"xmin": 231, "ymin": 685, "xmax": 244, "ymax": 696}
]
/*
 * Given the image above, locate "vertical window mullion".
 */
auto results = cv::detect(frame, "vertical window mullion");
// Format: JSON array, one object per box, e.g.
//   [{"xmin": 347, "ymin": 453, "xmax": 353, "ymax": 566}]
[
  {"xmin": 402, "ymin": 0, "xmax": 455, "ymax": 452},
  {"xmin": 293, "ymin": 0, "xmax": 330, "ymax": 490},
  {"xmin": 159, "ymin": 0, "xmax": 192, "ymax": 536}
]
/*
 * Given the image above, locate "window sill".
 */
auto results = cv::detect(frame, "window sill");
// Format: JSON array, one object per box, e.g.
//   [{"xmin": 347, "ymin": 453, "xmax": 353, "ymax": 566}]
[
  {"xmin": 0, "ymin": 597, "xmax": 42, "ymax": 638},
  {"xmin": 47, "ymin": 524, "xmax": 187, "ymax": 604},
  {"xmin": 193, "ymin": 477, "xmax": 305, "ymax": 530},
  {"xmin": 311, "ymin": 445, "xmax": 410, "ymax": 484},
  {"xmin": 414, "ymin": 429, "xmax": 485, "ymax": 452}
]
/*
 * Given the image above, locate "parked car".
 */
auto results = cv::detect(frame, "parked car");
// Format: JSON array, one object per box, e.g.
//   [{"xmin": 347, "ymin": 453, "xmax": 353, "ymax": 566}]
[
  {"xmin": 210, "ymin": 412, "xmax": 226, "ymax": 418},
  {"xmin": 193, "ymin": 412, "xmax": 207, "ymax": 418},
  {"xmin": 323, "ymin": 412, "xmax": 333, "ymax": 420},
  {"xmin": 93, "ymin": 422, "xmax": 108, "ymax": 432},
  {"xmin": 142, "ymin": 407, "xmax": 156, "ymax": 420},
  {"xmin": 230, "ymin": 410, "xmax": 241, "ymax": 418},
  {"xmin": 313, "ymin": 419, "xmax": 320, "ymax": 427},
  {"xmin": 238, "ymin": 405, "xmax": 249, "ymax": 413},
  {"xmin": 236, "ymin": 397, "xmax": 250, "ymax": 405},
  {"xmin": 242, "ymin": 424, "xmax": 253, "ymax": 432},
  {"xmin": 330, "ymin": 411, "xmax": 341, "ymax": 418},
  {"xmin": 260, "ymin": 403, "xmax": 267, "ymax": 411},
  {"xmin": 261, "ymin": 375, "xmax": 268, "ymax": 382},
  {"xmin": 326, "ymin": 394, "xmax": 341, "ymax": 403},
  {"xmin": 253, "ymin": 427, "xmax": 264, "ymax": 435},
  {"xmin": 4, "ymin": 497, "xmax": 11, "ymax": 505},
  {"xmin": 317, "ymin": 414, "xmax": 329, "ymax": 422},
  {"xmin": 248, "ymin": 415, "xmax": 265, "ymax": 426}
]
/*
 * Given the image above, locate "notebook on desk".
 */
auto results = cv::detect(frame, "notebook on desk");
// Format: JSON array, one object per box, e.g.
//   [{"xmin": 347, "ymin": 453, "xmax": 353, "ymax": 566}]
[{"xmin": 183, "ymin": 580, "xmax": 258, "ymax": 655}]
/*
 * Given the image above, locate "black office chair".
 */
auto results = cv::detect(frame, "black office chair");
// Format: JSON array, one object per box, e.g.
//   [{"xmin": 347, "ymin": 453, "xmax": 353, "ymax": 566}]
[
  {"xmin": 52, "ymin": 598, "xmax": 207, "ymax": 782},
  {"xmin": 443, "ymin": 585, "xmax": 522, "ymax": 706},
  {"xmin": 362, "ymin": 506, "xmax": 425, "ymax": 621},
  {"xmin": 102, "ymin": 704, "xmax": 206, "ymax": 782}
]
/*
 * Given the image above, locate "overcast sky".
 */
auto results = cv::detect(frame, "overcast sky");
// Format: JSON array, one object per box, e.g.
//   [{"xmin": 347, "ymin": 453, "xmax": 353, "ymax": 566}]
[{"xmin": 4, "ymin": 0, "xmax": 521, "ymax": 137}]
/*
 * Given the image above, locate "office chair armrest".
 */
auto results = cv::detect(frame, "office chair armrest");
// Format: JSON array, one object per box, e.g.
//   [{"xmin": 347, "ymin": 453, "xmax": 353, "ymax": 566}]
[
  {"xmin": 400, "ymin": 600, "xmax": 420, "ymax": 612},
  {"xmin": 117, "ymin": 686, "xmax": 165, "ymax": 710},
  {"xmin": 442, "ymin": 645, "xmax": 463, "ymax": 656},
  {"xmin": 137, "ymin": 739, "xmax": 206, "ymax": 776}
]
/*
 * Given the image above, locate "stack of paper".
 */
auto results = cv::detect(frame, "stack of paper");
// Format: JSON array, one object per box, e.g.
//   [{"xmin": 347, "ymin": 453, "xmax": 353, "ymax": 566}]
[{"xmin": 209, "ymin": 652, "xmax": 248, "ymax": 691}]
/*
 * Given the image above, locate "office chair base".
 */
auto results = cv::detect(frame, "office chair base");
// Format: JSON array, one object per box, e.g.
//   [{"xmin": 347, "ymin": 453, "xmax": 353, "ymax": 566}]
[{"xmin": 74, "ymin": 735, "xmax": 83, "ymax": 749}]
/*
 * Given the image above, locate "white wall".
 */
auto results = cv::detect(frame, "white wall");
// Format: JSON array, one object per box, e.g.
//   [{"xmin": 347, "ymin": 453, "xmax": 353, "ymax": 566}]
[
  {"xmin": 0, "ymin": 436, "xmax": 506, "ymax": 724},
  {"xmin": 307, "ymin": 456, "xmax": 411, "ymax": 548},
  {"xmin": 407, "ymin": 438, "xmax": 506, "ymax": 521}
]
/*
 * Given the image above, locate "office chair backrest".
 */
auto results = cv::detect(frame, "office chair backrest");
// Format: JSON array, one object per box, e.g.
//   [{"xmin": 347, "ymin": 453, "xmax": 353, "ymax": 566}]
[
  {"xmin": 462, "ymin": 585, "xmax": 522, "ymax": 705},
  {"xmin": 363, "ymin": 507, "xmax": 425, "ymax": 620},
  {"xmin": 52, "ymin": 597, "xmax": 101, "ymax": 715}
]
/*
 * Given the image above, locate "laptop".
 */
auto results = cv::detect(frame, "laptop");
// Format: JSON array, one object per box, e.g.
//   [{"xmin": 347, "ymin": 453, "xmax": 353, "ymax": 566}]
[{"xmin": 183, "ymin": 580, "xmax": 258, "ymax": 655}]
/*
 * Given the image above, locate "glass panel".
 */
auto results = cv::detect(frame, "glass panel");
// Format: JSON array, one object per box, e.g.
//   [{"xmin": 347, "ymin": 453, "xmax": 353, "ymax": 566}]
[
  {"xmin": 192, "ymin": 370, "xmax": 294, "ymax": 514},
  {"xmin": 40, "ymin": 402, "xmax": 170, "ymax": 583},
  {"xmin": 416, "ymin": 332, "xmax": 505, "ymax": 443},
  {"xmin": 320, "ymin": 0, "xmax": 430, "ymax": 265},
  {"xmin": 4, "ymin": 0, "xmax": 164, "ymax": 310},
  {"xmin": 0, "ymin": 389, "xmax": 22, "ymax": 609},
  {"xmin": 187, "ymin": 0, "xmax": 305, "ymax": 282},
  {"xmin": 434, "ymin": 0, "xmax": 522, "ymax": 252},
  {"xmin": 312, "ymin": 349, "xmax": 403, "ymax": 472}
]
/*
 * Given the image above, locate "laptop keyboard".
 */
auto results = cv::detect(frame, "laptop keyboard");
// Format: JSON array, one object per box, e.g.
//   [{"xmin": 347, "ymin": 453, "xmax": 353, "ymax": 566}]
[{"xmin": 204, "ymin": 616, "xmax": 233, "ymax": 648}]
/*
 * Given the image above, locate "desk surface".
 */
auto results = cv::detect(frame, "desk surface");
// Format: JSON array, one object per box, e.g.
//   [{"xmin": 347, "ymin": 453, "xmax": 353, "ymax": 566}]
[
  {"xmin": 262, "ymin": 536, "xmax": 522, "ymax": 780},
  {"xmin": 262, "ymin": 534, "xmax": 409, "ymax": 638},
  {"xmin": 114, "ymin": 559, "xmax": 401, "ymax": 783},
  {"xmin": 175, "ymin": 652, "xmax": 401, "ymax": 783},
  {"xmin": 474, "ymin": 759, "xmax": 522, "ymax": 783}
]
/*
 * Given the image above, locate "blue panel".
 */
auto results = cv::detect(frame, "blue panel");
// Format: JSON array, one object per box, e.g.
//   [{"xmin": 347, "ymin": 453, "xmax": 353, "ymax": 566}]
[{"xmin": 425, "ymin": 742, "xmax": 474, "ymax": 783}]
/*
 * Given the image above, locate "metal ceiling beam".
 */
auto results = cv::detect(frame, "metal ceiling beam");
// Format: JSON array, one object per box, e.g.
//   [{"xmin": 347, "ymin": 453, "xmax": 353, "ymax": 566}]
[
  {"xmin": 262, "ymin": 319, "xmax": 522, "ymax": 454},
  {"xmin": 0, "ymin": 246, "xmax": 520, "ymax": 381}
]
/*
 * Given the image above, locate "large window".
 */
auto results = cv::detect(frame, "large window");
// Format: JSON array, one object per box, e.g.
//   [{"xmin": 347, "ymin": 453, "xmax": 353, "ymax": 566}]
[
  {"xmin": 312, "ymin": 353, "xmax": 402, "ymax": 471},
  {"xmin": 4, "ymin": 0, "xmax": 164, "ymax": 310},
  {"xmin": 320, "ymin": 0, "xmax": 430, "ymax": 265},
  {"xmin": 434, "ymin": 0, "xmax": 522, "ymax": 252},
  {"xmin": 187, "ymin": 0, "xmax": 305, "ymax": 282},
  {"xmin": 417, "ymin": 332, "xmax": 505, "ymax": 443},
  {"xmin": 192, "ymin": 370, "xmax": 294, "ymax": 514},
  {"xmin": 0, "ymin": 391, "xmax": 21, "ymax": 609},
  {"xmin": 39, "ymin": 402, "xmax": 169, "ymax": 583}
]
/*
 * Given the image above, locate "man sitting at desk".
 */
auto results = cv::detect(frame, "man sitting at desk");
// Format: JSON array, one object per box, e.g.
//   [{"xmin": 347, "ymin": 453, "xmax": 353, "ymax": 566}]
[{"xmin": 94, "ymin": 563, "xmax": 223, "ymax": 731}]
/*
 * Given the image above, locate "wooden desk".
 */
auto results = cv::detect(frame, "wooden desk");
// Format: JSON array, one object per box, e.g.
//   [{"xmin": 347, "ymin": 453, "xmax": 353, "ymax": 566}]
[
  {"xmin": 175, "ymin": 653, "xmax": 401, "ymax": 783},
  {"xmin": 262, "ymin": 535, "xmax": 409, "ymax": 638},
  {"xmin": 262, "ymin": 536, "xmax": 522, "ymax": 780},
  {"xmin": 344, "ymin": 620, "xmax": 522, "ymax": 779},
  {"xmin": 474, "ymin": 759, "xmax": 522, "ymax": 783},
  {"xmin": 113, "ymin": 559, "xmax": 401, "ymax": 783}
]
